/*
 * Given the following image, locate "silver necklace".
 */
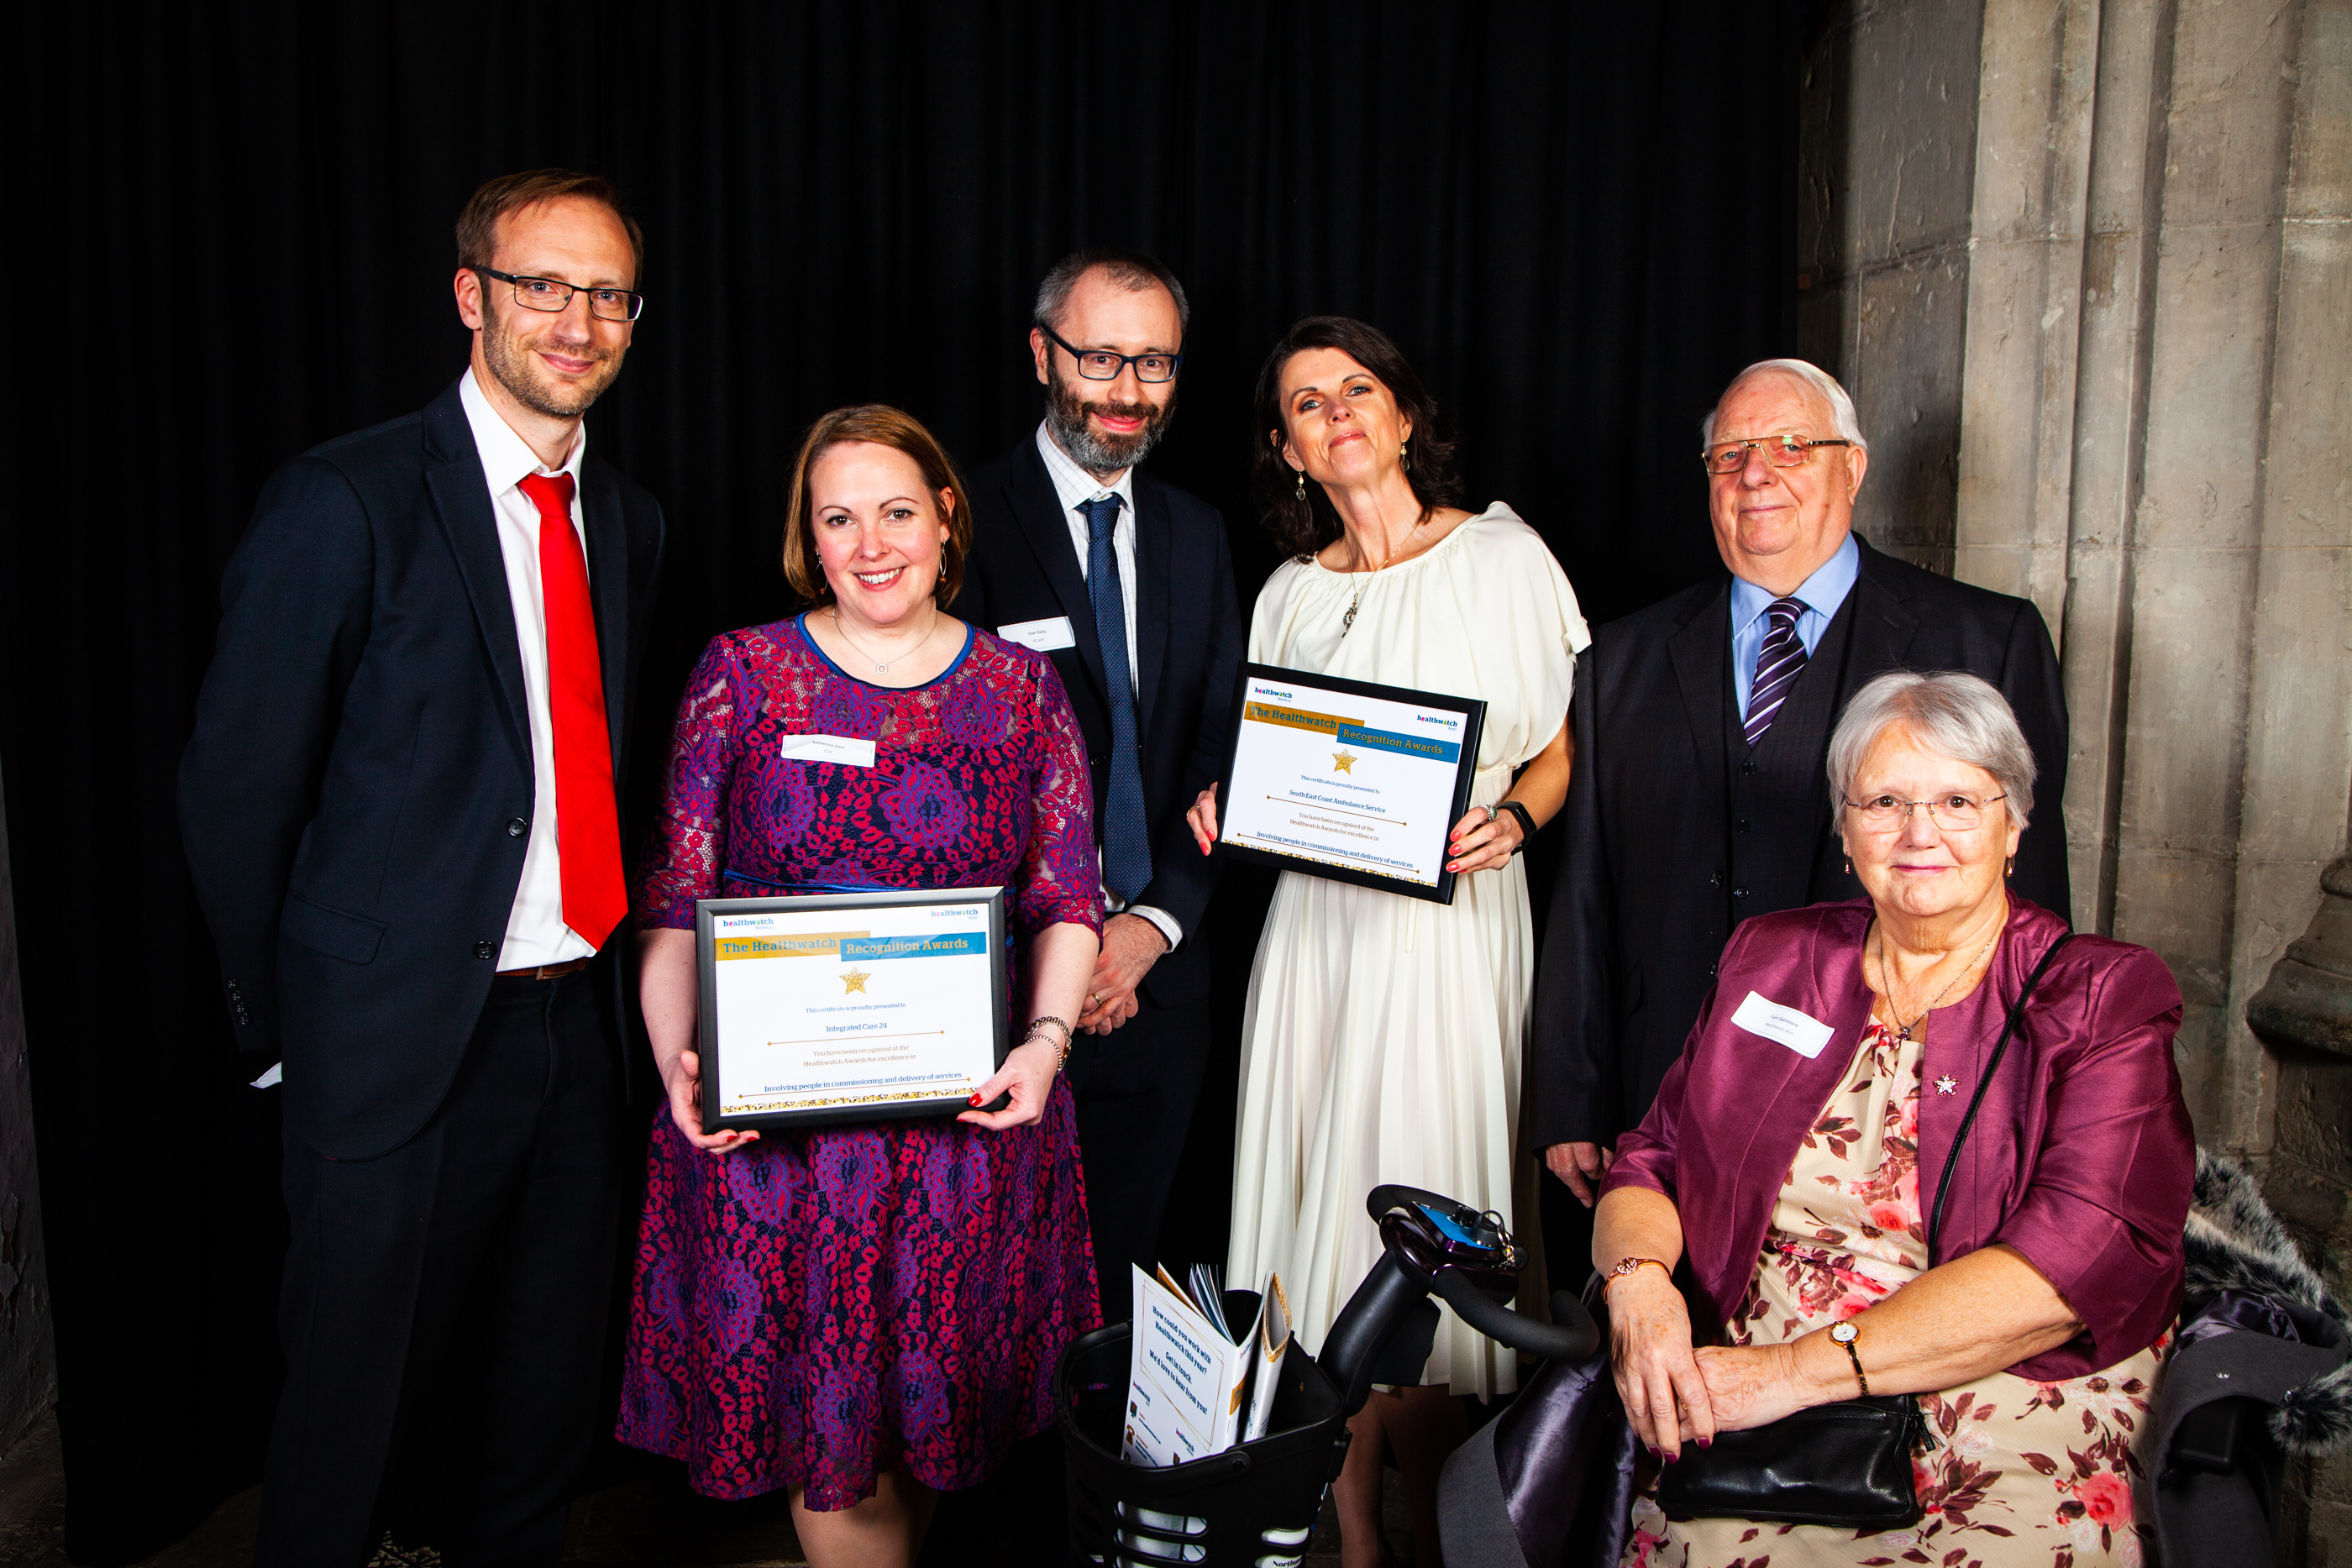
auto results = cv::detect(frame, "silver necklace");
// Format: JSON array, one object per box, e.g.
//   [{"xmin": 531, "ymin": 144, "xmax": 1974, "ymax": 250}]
[
  {"xmin": 1340, "ymin": 509, "xmax": 1430, "ymax": 637},
  {"xmin": 1872, "ymin": 925, "xmax": 1998, "ymax": 1041},
  {"xmin": 829, "ymin": 607, "xmax": 936, "ymax": 678}
]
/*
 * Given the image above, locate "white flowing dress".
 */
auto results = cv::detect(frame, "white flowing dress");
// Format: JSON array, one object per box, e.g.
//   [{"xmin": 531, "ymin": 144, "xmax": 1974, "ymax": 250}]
[{"xmin": 1225, "ymin": 504, "xmax": 1588, "ymax": 1398}]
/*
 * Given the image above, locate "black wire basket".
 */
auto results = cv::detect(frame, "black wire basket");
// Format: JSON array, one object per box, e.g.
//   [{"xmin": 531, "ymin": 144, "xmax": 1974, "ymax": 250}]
[{"xmin": 1056, "ymin": 1289, "xmax": 1349, "ymax": 1567}]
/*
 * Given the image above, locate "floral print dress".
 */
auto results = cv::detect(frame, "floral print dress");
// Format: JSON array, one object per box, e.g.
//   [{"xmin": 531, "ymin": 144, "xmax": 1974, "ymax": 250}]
[
  {"xmin": 616, "ymin": 617, "xmax": 1104, "ymax": 1508},
  {"xmin": 1623, "ymin": 1020, "xmax": 2166, "ymax": 1568}
]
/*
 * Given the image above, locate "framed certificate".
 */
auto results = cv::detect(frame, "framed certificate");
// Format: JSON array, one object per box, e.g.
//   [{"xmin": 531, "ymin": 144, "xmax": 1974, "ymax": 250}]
[
  {"xmin": 1213, "ymin": 663, "xmax": 1487, "ymax": 905},
  {"xmin": 695, "ymin": 887, "xmax": 1010, "ymax": 1132}
]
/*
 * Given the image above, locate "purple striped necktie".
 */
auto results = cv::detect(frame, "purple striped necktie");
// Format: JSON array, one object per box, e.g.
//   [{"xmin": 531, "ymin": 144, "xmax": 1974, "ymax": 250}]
[{"xmin": 1744, "ymin": 596, "xmax": 1809, "ymax": 747}]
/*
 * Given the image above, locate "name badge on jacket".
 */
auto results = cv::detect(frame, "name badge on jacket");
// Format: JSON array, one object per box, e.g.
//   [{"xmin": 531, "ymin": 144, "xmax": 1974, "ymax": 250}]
[
  {"xmin": 1730, "ymin": 991, "xmax": 1836, "ymax": 1059},
  {"xmin": 997, "ymin": 616, "xmax": 1078, "ymax": 653},
  {"xmin": 780, "ymin": 734, "xmax": 877, "ymax": 768}
]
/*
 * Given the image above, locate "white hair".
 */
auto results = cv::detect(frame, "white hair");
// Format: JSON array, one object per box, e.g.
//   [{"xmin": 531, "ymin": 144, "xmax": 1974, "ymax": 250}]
[
  {"xmin": 1699, "ymin": 358, "xmax": 1868, "ymax": 454},
  {"xmin": 1827, "ymin": 671, "xmax": 2035, "ymax": 831}
]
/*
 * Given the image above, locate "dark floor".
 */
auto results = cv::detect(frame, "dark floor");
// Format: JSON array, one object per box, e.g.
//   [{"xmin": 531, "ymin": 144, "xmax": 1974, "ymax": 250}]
[{"xmin": 0, "ymin": 1413, "xmax": 1405, "ymax": 1566}]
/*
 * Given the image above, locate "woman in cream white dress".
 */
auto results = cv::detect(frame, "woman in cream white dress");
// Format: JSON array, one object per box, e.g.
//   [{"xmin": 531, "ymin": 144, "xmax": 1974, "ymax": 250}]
[{"xmin": 1188, "ymin": 317, "xmax": 1588, "ymax": 1568}]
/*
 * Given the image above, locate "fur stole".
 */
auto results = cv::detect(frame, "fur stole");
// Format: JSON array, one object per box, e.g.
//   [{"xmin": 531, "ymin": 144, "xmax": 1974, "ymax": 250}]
[{"xmin": 2186, "ymin": 1148, "xmax": 2352, "ymax": 1454}]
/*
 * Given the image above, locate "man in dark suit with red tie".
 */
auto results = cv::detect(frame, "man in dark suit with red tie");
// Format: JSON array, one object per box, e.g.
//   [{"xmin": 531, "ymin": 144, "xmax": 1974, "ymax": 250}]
[
  {"xmin": 179, "ymin": 170, "xmax": 664, "ymax": 1566},
  {"xmin": 959, "ymin": 252, "xmax": 1244, "ymax": 1324}
]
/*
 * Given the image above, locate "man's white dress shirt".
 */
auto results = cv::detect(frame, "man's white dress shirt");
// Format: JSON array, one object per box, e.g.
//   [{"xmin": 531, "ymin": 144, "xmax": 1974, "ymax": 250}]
[
  {"xmin": 1032, "ymin": 422, "xmax": 1181, "ymax": 952},
  {"xmin": 459, "ymin": 367, "xmax": 599, "ymax": 969}
]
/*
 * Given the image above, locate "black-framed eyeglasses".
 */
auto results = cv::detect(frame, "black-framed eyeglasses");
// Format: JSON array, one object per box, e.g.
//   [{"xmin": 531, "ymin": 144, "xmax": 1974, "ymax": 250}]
[
  {"xmin": 1841, "ymin": 793, "xmax": 2008, "ymax": 831},
  {"xmin": 471, "ymin": 265, "xmax": 646, "ymax": 323},
  {"xmin": 1702, "ymin": 433, "xmax": 1851, "ymax": 474},
  {"xmin": 1039, "ymin": 323, "xmax": 1181, "ymax": 383}
]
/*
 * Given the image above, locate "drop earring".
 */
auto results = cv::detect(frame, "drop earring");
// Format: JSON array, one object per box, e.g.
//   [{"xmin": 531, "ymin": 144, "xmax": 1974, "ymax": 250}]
[
  {"xmin": 1401, "ymin": 441, "xmax": 1410, "ymax": 463},
  {"xmin": 1295, "ymin": 469, "xmax": 1305, "ymax": 499},
  {"xmin": 1844, "ymin": 857, "xmax": 1852, "ymax": 876},
  {"xmin": 2006, "ymin": 856, "xmax": 2015, "ymax": 877}
]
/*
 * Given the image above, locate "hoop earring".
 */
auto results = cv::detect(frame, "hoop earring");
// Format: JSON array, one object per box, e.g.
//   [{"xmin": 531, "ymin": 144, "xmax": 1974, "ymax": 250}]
[{"xmin": 1295, "ymin": 469, "xmax": 1305, "ymax": 499}]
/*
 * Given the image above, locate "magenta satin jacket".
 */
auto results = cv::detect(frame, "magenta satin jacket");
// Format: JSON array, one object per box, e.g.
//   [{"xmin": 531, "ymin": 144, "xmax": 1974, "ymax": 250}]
[{"xmin": 1601, "ymin": 896, "xmax": 2192, "ymax": 1382}]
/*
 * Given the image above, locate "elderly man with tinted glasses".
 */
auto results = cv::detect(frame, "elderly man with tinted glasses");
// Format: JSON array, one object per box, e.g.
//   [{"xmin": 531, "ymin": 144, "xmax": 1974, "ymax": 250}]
[{"xmin": 1526, "ymin": 358, "xmax": 2071, "ymax": 1212}]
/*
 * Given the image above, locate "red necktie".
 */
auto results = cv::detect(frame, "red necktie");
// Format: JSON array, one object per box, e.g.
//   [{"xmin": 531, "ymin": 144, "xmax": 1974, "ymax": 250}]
[{"xmin": 518, "ymin": 473, "xmax": 627, "ymax": 950}]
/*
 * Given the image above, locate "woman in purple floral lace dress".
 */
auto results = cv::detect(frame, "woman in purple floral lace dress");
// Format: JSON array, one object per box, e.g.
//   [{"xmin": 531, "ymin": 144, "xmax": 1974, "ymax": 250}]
[{"xmin": 618, "ymin": 406, "xmax": 1102, "ymax": 1565}]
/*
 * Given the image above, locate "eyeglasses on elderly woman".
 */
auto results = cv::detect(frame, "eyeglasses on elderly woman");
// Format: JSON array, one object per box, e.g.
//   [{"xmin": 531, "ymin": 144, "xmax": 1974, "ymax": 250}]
[{"xmin": 1840, "ymin": 792, "xmax": 2008, "ymax": 831}]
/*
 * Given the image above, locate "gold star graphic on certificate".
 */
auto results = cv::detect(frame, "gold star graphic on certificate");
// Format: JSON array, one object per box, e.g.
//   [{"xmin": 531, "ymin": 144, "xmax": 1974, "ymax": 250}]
[
  {"xmin": 1332, "ymin": 750, "xmax": 1357, "ymax": 774},
  {"xmin": 840, "ymin": 968, "xmax": 872, "ymax": 994},
  {"xmin": 1934, "ymin": 1074, "xmax": 1957, "ymax": 1095}
]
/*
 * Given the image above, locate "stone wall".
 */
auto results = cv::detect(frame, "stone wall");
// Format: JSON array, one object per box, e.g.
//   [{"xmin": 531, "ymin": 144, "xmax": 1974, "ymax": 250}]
[
  {"xmin": 0, "ymin": 764, "xmax": 56, "ymax": 1454},
  {"xmin": 1804, "ymin": 0, "xmax": 2352, "ymax": 1551}
]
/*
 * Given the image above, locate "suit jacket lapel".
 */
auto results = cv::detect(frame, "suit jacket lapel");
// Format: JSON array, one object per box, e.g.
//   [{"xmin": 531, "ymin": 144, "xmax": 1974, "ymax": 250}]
[
  {"xmin": 1004, "ymin": 438, "xmax": 1110, "ymax": 704},
  {"xmin": 1132, "ymin": 479, "xmax": 1173, "ymax": 734},
  {"xmin": 1839, "ymin": 538, "xmax": 1924, "ymax": 706},
  {"xmin": 1667, "ymin": 579, "xmax": 1731, "ymax": 802},
  {"xmin": 580, "ymin": 461, "xmax": 631, "ymax": 771},
  {"xmin": 421, "ymin": 385, "xmax": 532, "ymax": 779}
]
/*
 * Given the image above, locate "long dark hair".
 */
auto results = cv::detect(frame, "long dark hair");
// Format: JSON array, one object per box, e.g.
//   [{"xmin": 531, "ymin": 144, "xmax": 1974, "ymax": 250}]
[{"xmin": 1251, "ymin": 316, "xmax": 1462, "ymax": 559}]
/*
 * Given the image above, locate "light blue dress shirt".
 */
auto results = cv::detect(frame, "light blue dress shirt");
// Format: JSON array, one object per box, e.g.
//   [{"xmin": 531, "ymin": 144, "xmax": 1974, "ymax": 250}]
[{"xmin": 1730, "ymin": 532, "xmax": 1861, "ymax": 721}]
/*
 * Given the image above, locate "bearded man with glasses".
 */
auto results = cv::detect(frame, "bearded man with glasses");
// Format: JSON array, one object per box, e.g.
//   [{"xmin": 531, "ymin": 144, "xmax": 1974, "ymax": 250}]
[
  {"xmin": 1526, "ymin": 358, "xmax": 2071, "ymax": 1219},
  {"xmin": 959, "ymin": 251, "xmax": 1244, "ymax": 1329}
]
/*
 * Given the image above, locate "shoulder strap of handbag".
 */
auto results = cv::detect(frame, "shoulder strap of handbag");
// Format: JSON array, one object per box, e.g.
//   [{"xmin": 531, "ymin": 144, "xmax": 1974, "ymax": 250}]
[{"xmin": 1924, "ymin": 931, "xmax": 2076, "ymax": 1265}]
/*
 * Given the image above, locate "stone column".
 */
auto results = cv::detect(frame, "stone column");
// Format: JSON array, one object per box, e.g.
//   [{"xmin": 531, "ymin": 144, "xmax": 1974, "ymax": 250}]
[
  {"xmin": 1809, "ymin": 0, "xmax": 2352, "ymax": 1156},
  {"xmin": 2248, "ymin": 841, "xmax": 2352, "ymax": 1554}
]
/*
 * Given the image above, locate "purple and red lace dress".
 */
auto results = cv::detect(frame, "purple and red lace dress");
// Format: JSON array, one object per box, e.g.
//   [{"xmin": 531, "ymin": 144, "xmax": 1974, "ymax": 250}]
[{"xmin": 617, "ymin": 615, "xmax": 1104, "ymax": 1508}]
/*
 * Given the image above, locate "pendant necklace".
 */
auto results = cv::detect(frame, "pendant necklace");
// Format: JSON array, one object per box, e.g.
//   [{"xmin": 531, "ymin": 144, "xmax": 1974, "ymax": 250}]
[
  {"xmin": 1340, "ymin": 507, "xmax": 1430, "ymax": 638},
  {"xmin": 1872, "ymin": 925, "xmax": 1998, "ymax": 1041},
  {"xmin": 830, "ymin": 606, "xmax": 936, "ymax": 678}
]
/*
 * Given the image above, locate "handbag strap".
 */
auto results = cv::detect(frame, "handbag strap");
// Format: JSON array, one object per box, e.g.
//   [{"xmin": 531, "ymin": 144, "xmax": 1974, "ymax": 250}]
[{"xmin": 1924, "ymin": 931, "xmax": 2076, "ymax": 1263}]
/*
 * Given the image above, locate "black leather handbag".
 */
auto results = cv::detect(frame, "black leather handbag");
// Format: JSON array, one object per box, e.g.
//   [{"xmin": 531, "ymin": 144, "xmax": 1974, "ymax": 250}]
[{"xmin": 1657, "ymin": 932, "xmax": 2076, "ymax": 1528}]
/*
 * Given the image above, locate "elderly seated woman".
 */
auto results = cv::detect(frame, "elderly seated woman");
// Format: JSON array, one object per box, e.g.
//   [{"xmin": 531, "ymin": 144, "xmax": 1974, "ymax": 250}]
[{"xmin": 1597, "ymin": 670, "xmax": 2192, "ymax": 1566}]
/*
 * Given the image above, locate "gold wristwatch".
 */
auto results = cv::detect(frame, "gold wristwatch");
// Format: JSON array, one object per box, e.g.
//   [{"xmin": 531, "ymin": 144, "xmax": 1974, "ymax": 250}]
[{"xmin": 1829, "ymin": 1320, "xmax": 1869, "ymax": 1394}]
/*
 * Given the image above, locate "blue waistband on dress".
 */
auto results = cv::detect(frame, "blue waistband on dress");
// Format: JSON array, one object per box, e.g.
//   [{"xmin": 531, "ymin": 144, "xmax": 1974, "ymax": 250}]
[{"xmin": 721, "ymin": 868, "xmax": 883, "ymax": 894}]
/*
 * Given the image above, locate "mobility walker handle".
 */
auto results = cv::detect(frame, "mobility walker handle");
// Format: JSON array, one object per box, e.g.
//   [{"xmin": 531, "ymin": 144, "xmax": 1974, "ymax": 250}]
[{"xmin": 1319, "ymin": 1185, "xmax": 1601, "ymax": 1418}]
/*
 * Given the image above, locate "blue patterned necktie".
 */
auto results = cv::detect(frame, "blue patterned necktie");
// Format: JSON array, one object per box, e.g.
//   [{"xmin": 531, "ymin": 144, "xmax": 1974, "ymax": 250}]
[
  {"xmin": 1743, "ymin": 596, "xmax": 1809, "ymax": 748},
  {"xmin": 1083, "ymin": 496, "xmax": 1152, "ymax": 900}
]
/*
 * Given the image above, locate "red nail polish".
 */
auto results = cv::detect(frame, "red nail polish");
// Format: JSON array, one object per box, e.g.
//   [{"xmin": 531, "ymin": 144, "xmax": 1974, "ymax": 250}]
[
  {"xmin": 968, "ymin": 1093, "xmax": 982, "ymax": 1104},
  {"xmin": 1698, "ymin": 1437, "xmax": 1713, "ymax": 1449}
]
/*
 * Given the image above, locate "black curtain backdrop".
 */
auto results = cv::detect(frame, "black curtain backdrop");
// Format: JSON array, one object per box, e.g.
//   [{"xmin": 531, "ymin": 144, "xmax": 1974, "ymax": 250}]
[{"xmin": 4, "ymin": 3, "xmax": 1796, "ymax": 1559}]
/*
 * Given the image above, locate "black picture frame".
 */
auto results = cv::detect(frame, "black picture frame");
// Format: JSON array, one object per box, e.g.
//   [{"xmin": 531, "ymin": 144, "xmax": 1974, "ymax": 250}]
[
  {"xmin": 1212, "ymin": 663, "xmax": 1488, "ymax": 906},
  {"xmin": 694, "ymin": 886, "xmax": 1011, "ymax": 1132}
]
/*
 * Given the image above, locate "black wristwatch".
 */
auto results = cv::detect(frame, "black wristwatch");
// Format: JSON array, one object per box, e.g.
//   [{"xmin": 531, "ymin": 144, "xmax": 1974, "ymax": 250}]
[{"xmin": 1495, "ymin": 800, "xmax": 1536, "ymax": 852}]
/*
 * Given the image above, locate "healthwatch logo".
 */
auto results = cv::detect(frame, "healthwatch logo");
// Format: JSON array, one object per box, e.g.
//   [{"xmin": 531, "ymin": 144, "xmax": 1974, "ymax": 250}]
[
  {"xmin": 1257, "ymin": 685, "xmax": 1294, "ymax": 701},
  {"xmin": 1414, "ymin": 713, "xmax": 1461, "ymax": 731}
]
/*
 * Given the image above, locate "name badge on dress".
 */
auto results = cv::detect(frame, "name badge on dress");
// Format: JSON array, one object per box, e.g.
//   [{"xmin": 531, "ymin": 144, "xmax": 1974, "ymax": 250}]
[
  {"xmin": 997, "ymin": 616, "xmax": 1078, "ymax": 652},
  {"xmin": 1730, "ymin": 991, "xmax": 1836, "ymax": 1059},
  {"xmin": 780, "ymin": 734, "xmax": 877, "ymax": 768}
]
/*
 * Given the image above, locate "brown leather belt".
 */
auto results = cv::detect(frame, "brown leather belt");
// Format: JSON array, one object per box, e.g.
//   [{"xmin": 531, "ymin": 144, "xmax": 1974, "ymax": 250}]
[{"xmin": 495, "ymin": 957, "xmax": 594, "ymax": 980}]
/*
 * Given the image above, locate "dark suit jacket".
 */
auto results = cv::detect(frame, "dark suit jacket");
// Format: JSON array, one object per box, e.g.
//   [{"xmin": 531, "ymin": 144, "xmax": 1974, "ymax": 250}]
[
  {"xmin": 178, "ymin": 377, "xmax": 665, "ymax": 1161},
  {"xmin": 1528, "ymin": 536, "xmax": 2069, "ymax": 1148},
  {"xmin": 958, "ymin": 435, "xmax": 1243, "ymax": 1008}
]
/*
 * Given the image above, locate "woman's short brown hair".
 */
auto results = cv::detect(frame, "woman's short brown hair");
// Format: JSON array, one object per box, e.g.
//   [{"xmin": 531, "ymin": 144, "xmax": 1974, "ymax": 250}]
[
  {"xmin": 1252, "ymin": 316, "xmax": 1462, "ymax": 559},
  {"xmin": 781, "ymin": 406, "xmax": 974, "ymax": 610}
]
